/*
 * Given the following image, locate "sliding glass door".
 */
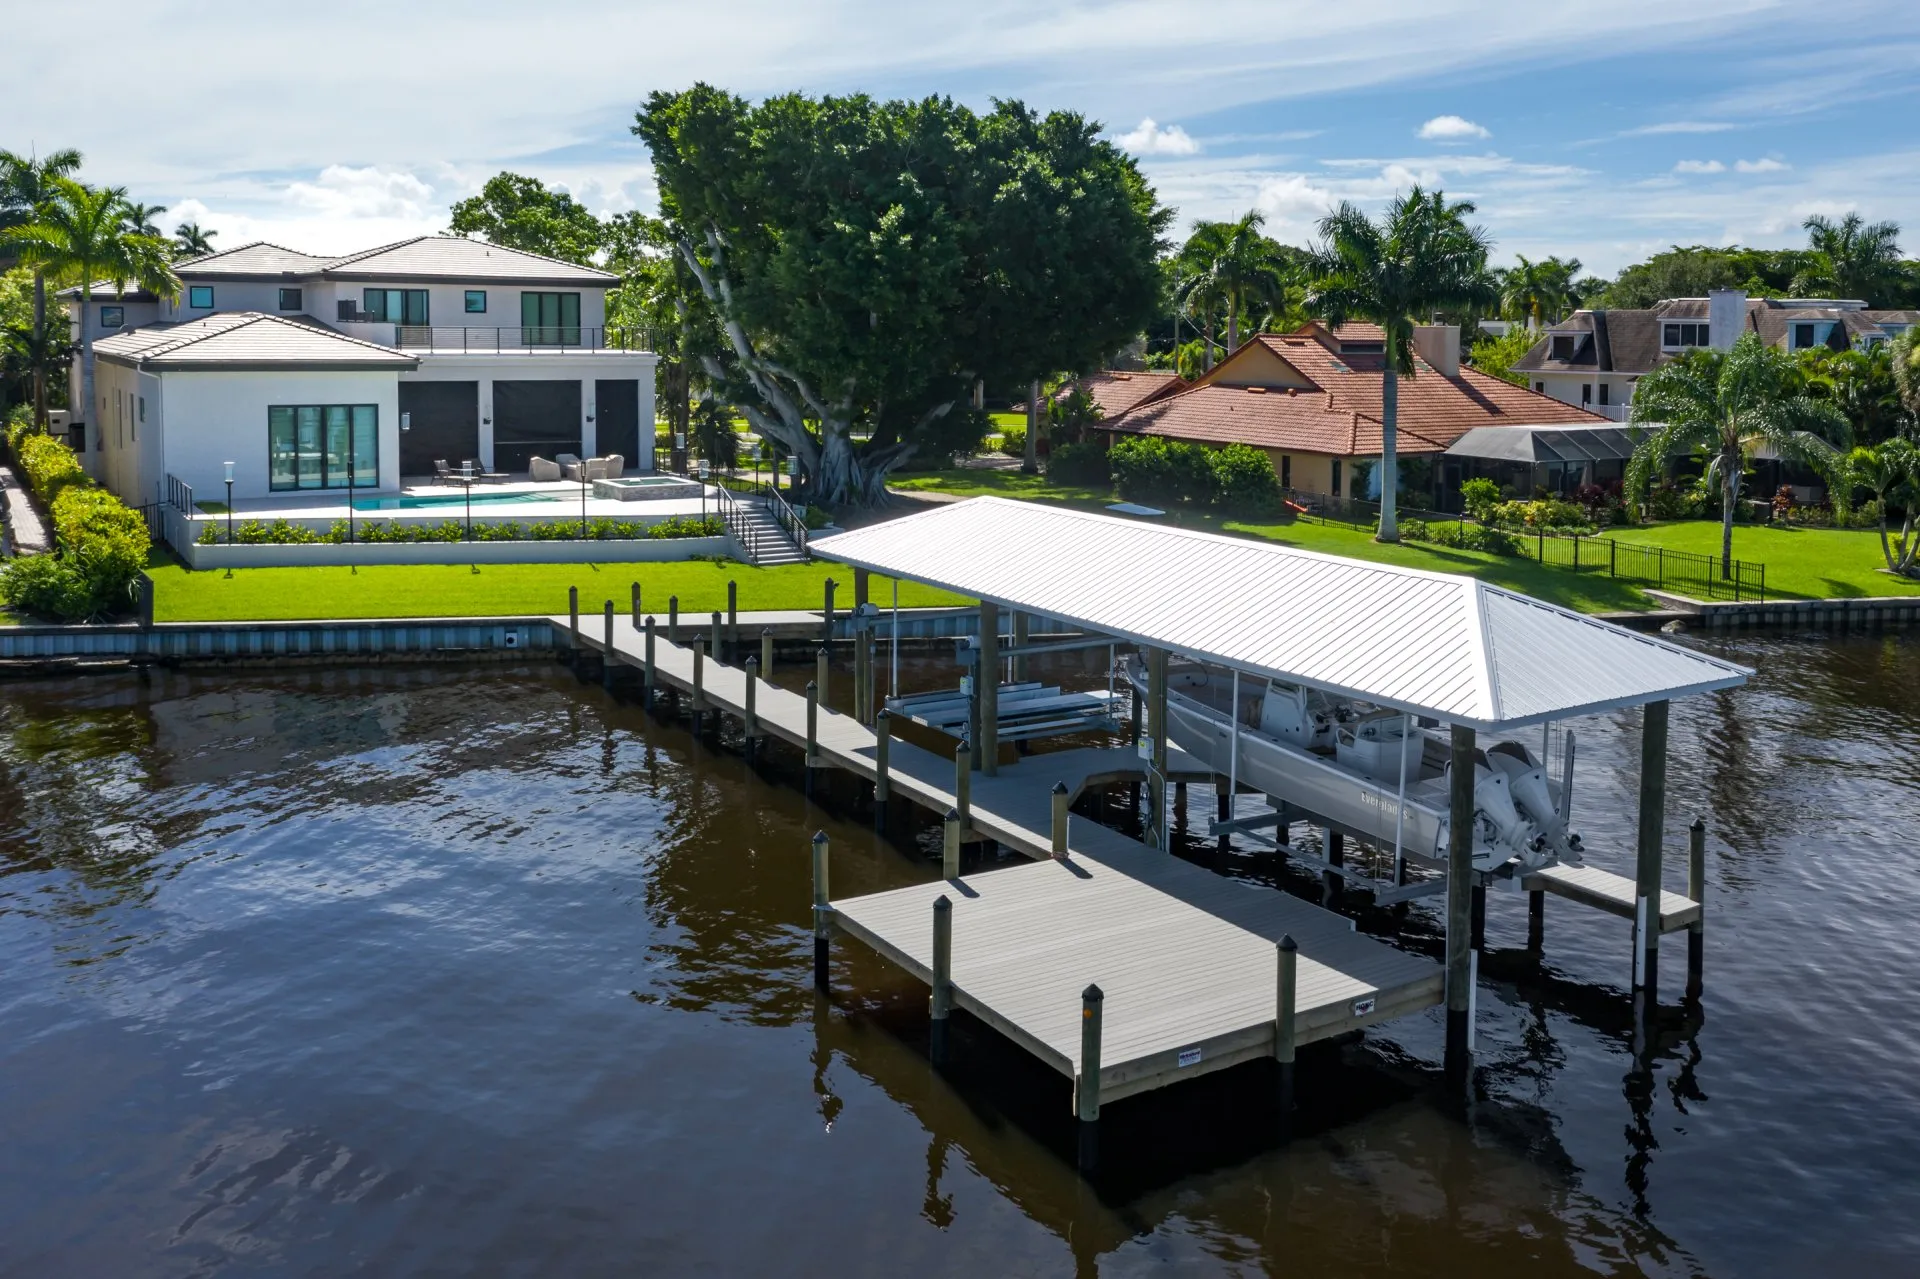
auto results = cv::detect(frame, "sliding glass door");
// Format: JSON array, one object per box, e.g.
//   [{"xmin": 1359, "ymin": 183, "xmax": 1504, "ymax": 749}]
[
  {"xmin": 269, "ymin": 404, "xmax": 378, "ymax": 490},
  {"xmin": 363, "ymin": 289, "xmax": 429, "ymax": 326},
  {"xmin": 521, "ymin": 292, "xmax": 581, "ymax": 345}
]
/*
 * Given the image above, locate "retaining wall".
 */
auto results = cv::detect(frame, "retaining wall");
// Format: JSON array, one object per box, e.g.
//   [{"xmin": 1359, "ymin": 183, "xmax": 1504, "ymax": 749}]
[{"xmin": 1646, "ymin": 589, "xmax": 1920, "ymax": 631}]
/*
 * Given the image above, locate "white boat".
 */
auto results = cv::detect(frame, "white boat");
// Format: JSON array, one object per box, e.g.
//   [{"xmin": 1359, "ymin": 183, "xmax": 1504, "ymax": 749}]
[{"xmin": 1121, "ymin": 657, "xmax": 1582, "ymax": 874}]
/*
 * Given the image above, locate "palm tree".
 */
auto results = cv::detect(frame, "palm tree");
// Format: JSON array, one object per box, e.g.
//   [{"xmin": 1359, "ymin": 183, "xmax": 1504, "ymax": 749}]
[
  {"xmin": 1197, "ymin": 211, "xmax": 1295, "ymax": 354},
  {"xmin": 3, "ymin": 177, "xmax": 179, "ymax": 436},
  {"xmin": 173, "ymin": 222, "xmax": 217, "ymax": 259},
  {"xmin": 1844, "ymin": 440, "xmax": 1919, "ymax": 576},
  {"xmin": 1501, "ymin": 255, "xmax": 1553, "ymax": 331},
  {"xmin": 122, "ymin": 201, "xmax": 168, "ymax": 238},
  {"xmin": 1307, "ymin": 186, "xmax": 1497, "ymax": 542},
  {"xmin": 0, "ymin": 147, "xmax": 84, "ymax": 427},
  {"xmin": 1891, "ymin": 325, "xmax": 1920, "ymax": 433},
  {"xmin": 1172, "ymin": 221, "xmax": 1230, "ymax": 370},
  {"xmin": 1795, "ymin": 213, "xmax": 1902, "ymax": 304},
  {"xmin": 1627, "ymin": 333, "xmax": 1851, "ymax": 577}
]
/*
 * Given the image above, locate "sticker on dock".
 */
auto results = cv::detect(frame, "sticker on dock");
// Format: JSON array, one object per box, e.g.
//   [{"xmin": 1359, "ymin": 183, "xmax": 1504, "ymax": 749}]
[
  {"xmin": 1177, "ymin": 1047, "xmax": 1202, "ymax": 1068},
  {"xmin": 1351, "ymin": 997, "xmax": 1377, "ymax": 1017}
]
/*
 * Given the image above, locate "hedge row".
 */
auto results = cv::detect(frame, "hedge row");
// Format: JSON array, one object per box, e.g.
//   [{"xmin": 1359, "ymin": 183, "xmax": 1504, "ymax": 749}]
[
  {"xmin": 1, "ymin": 422, "xmax": 151, "ymax": 622},
  {"xmin": 195, "ymin": 515, "xmax": 725, "ymax": 545},
  {"xmin": 1107, "ymin": 437, "xmax": 1284, "ymax": 516}
]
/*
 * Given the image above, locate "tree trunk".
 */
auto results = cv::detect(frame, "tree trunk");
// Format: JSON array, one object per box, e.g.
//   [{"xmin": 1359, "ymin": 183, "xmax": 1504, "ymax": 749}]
[
  {"xmin": 1720, "ymin": 446, "xmax": 1740, "ymax": 579},
  {"xmin": 1376, "ymin": 367, "xmax": 1399, "ymax": 543},
  {"xmin": 1227, "ymin": 303, "xmax": 1239, "ymax": 356},
  {"xmin": 1023, "ymin": 379, "xmax": 1039, "ymax": 474},
  {"xmin": 1204, "ymin": 316, "xmax": 1214, "ymax": 371},
  {"xmin": 31, "ymin": 268, "xmax": 47, "ymax": 428}
]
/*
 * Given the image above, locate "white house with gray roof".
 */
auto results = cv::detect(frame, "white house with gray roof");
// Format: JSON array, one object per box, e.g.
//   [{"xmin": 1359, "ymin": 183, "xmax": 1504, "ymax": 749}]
[{"xmin": 63, "ymin": 236, "xmax": 657, "ymax": 508}]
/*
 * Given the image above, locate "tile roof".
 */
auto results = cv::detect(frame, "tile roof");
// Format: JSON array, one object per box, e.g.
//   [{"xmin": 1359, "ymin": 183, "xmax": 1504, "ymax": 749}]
[
  {"xmin": 55, "ymin": 281, "xmax": 161, "ymax": 301},
  {"xmin": 1515, "ymin": 296, "xmax": 1920, "ymax": 376},
  {"xmin": 1071, "ymin": 370, "xmax": 1185, "ymax": 420},
  {"xmin": 174, "ymin": 241, "xmax": 334, "ymax": 278},
  {"xmin": 1100, "ymin": 327, "xmax": 1604, "ymax": 456},
  {"xmin": 321, "ymin": 235, "xmax": 616, "ymax": 283},
  {"xmin": 92, "ymin": 313, "xmax": 418, "ymax": 370},
  {"xmin": 1330, "ymin": 321, "xmax": 1386, "ymax": 345}
]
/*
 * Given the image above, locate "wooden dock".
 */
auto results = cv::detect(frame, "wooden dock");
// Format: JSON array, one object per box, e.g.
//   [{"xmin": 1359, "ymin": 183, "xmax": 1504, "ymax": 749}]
[
  {"xmin": 1523, "ymin": 863, "xmax": 1701, "ymax": 933},
  {"xmin": 558, "ymin": 615, "xmax": 1445, "ymax": 1109}
]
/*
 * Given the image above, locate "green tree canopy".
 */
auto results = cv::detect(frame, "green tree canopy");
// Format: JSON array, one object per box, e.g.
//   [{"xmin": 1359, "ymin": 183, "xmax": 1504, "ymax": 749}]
[
  {"xmin": 1795, "ymin": 212, "xmax": 1904, "ymax": 303},
  {"xmin": 448, "ymin": 172, "xmax": 605, "ymax": 266},
  {"xmin": 634, "ymin": 84, "xmax": 1169, "ymax": 505}
]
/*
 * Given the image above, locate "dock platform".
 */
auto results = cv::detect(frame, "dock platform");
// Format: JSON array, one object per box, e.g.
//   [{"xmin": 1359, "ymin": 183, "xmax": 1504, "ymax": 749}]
[
  {"xmin": 559, "ymin": 615, "xmax": 1446, "ymax": 1109},
  {"xmin": 1523, "ymin": 863, "xmax": 1701, "ymax": 933}
]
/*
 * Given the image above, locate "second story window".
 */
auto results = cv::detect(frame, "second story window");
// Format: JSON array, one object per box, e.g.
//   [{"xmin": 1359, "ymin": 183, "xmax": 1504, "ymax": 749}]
[
  {"xmin": 465, "ymin": 290, "xmax": 487, "ymax": 314},
  {"xmin": 363, "ymin": 288, "xmax": 429, "ymax": 326},
  {"xmin": 188, "ymin": 286, "xmax": 214, "ymax": 309},
  {"xmin": 1662, "ymin": 322, "xmax": 1707, "ymax": 348},
  {"xmin": 521, "ymin": 291, "xmax": 581, "ymax": 344},
  {"xmin": 1550, "ymin": 334, "xmax": 1576, "ymax": 360},
  {"xmin": 1793, "ymin": 323, "xmax": 1817, "ymax": 349},
  {"xmin": 100, "ymin": 305, "xmax": 124, "ymax": 328},
  {"xmin": 278, "ymin": 288, "xmax": 303, "ymax": 311}
]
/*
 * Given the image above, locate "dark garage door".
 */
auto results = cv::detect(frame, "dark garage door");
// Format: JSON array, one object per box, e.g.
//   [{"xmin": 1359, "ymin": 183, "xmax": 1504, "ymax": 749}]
[
  {"xmin": 398, "ymin": 381, "xmax": 478, "ymax": 476},
  {"xmin": 494, "ymin": 380, "xmax": 582, "ymax": 473},
  {"xmin": 594, "ymin": 379, "xmax": 641, "ymax": 467}
]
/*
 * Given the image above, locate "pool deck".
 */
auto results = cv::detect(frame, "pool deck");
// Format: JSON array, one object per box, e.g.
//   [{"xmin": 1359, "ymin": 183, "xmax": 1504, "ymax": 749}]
[{"xmin": 196, "ymin": 480, "xmax": 718, "ymax": 526}]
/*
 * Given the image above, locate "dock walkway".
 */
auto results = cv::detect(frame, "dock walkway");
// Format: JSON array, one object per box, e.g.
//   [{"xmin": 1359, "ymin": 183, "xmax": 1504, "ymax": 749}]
[{"xmin": 559, "ymin": 615, "xmax": 1444, "ymax": 1108}]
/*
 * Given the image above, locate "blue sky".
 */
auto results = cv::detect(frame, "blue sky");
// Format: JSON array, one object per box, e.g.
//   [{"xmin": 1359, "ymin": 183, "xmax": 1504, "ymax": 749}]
[{"xmin": 11, "ymin": 0, "xmax": 1917, "ymax": 274}]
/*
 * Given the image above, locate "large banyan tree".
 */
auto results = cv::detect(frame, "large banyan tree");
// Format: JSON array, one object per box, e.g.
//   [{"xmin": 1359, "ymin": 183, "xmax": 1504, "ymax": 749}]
[{"xmin": 633, "ymin": 85, "xmax": 1169, "ymax": 505}]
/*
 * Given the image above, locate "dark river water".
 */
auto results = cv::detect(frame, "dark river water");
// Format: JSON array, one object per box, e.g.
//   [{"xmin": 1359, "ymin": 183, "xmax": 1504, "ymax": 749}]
[{"xmin": 2, "ymin": 632, "xmax": 1917, "ymax": 1278}]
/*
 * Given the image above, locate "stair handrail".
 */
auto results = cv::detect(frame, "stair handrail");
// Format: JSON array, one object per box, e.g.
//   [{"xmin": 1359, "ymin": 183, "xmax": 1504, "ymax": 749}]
[
  {"xmin": 714, "ymin": 481, "xmax": 759, "ymax": 564},
  {"xmin": 761, "ymin": 481, "xmax": 808, "ymax": 557}
]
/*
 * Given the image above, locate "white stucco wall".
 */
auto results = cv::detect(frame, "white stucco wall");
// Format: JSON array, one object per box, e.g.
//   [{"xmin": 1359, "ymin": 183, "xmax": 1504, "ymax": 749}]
[{"xmin": 155, "ymin": 369, "xmax": 403, "ymax": 502}]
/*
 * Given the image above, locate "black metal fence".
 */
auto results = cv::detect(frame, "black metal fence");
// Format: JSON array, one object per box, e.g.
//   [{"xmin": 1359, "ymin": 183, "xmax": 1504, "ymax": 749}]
[{"xmin": 1279, "ymin": 486, "xmax": 1767, "ymax": 601}]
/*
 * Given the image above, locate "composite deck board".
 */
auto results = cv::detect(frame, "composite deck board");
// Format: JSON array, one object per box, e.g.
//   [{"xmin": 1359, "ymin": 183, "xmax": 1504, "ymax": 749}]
[
  {"xmin": 1522, "ymin": 863, "xmax": 1701, "ymax": 932},
  {"xmin": 562, "ymin": 619, "xmax": 1444, "ymax": 1105}
]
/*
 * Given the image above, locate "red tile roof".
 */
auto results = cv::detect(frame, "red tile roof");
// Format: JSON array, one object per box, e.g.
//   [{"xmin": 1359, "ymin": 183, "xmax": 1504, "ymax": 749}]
[
  {"xmin": 1070, "ymin": 369, "xmax": 1185, "ymax": 420},
  {"xmin": 1098, "ymin": 327, "xmax": 1605, "ymax": 456}
]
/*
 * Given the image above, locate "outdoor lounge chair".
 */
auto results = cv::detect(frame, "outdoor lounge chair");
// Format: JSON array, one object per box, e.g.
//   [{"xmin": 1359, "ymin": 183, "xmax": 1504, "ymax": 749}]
[
  {"xmin": 557, "ymin": 452, "xmax": 584, "ymax": 481},
  {"xmin": 433, "ymin": 459, "xmax": 458, "ymax": 481},
  {"xmin": 529, "ymin": 456, "xmax": 563, "ymax": 482},
  {"xmin": 601, "ymin": 454, "xmax": 625, "ymax": 479},
  {"xmin": 583, "ymin": 458, "xmax": 610, "ymax": 482},
  {"xmin": 466, "ymin": 460, "xmax": 510, "ymax": 482}
]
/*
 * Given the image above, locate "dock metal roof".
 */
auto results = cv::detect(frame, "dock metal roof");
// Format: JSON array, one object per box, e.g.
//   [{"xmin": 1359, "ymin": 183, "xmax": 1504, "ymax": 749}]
[{"xmin": 810, "ymin": 498, "xmax": 1750, "ymax": 730}]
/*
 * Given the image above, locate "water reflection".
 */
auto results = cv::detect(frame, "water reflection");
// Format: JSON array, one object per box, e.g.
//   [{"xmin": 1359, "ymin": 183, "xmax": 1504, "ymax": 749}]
[{"xmin": 0, "ymin": 632, "xmax": 1915, "ymax": 1275}]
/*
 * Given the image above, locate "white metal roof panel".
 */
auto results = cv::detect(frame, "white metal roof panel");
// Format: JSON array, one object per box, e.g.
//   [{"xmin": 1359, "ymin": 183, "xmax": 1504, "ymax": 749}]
[{"xmin": 810, "ymin": 498, "xmax": 1748, "ymax": 728}]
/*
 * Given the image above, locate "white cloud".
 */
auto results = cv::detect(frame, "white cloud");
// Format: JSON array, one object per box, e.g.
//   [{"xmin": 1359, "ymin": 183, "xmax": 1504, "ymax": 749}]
[
  {"xmin": 1621, "ymin": 121, "xmax": 1737, "ymax": 136},
  {"xmin": 1418, "ymin": 114, "xmax": 1489, "ymax": 140},
  {"xmin": 285, "ymin": 165, "xmax": 435, "ymax": 220},
  {"xmin": 1673, "ymin": 159, "xmax": 1727, "ymax": 173},
  {"xmin": 1116, "ymin": 119, "xmax": 1199, "ymax": 156},
  {"xmin": 1735, "ymin": 157, "xmax": 1790, "ymax": 173}
]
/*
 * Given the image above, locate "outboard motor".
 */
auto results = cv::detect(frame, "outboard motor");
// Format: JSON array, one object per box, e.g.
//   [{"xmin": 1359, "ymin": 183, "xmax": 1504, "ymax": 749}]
[
  {"xmin": 1487, "ymin": 742, "xmax": 1584, "ymax": 866},
  {"xmin": 1442, "ymin": 756, "xmax": 1533, "ymax": 866}
]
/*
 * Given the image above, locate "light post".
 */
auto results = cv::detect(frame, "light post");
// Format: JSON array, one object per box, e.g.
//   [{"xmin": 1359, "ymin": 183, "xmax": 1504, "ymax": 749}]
[
  {"xmin": 223, "ymin": 460, "xmax": 234, "ymax": 544},
  {"xmin": 698, "ymin": 458, "xmax": 710, "ymax": 526},
  {"xmin": 787, "ymin": 455, "xmax": 800, "ymax": 505},
  {"xmin": 674, "ymin": 431, "xmax": 686, "ymax": 476},
  {"xmin": 464, "ymin": 470, "xmax": 473, "ymax": 542},
  {"xmin": 580, "ymin": 464, "xmax": 589, "ymax": 539}
]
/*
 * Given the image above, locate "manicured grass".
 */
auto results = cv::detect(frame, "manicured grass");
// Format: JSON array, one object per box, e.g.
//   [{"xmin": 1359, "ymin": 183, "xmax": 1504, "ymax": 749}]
[
  {"xmin": 147, "ymin": 553, "xmax": 965, "ymax": 623},
  {"xmin": 1609, "ymin": 521, "xmax": 1920, "ymax": 601},
  {"xmin": 887, "ymin": 470, "xmax": 1657, "ymax": 612},
  {"xmin": 988, "ymin": 411, "xmax": 1028, "ymax": 429}
]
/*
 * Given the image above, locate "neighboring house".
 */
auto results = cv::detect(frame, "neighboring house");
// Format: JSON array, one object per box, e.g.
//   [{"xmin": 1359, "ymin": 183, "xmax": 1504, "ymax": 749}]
[
  {"xmin": 61, "ymin": 237, "xmax": 657, "ymax": 507},
  {"xmin": 1070, "ymin": 369, "xmax": 1185, "ymax": 421},
  {"xmin": 1094, "ymin": 321, "xmax": 1606, "ymax": 506},
  {"xmin": 1514, "ymin": 288, "xmax": 1919, "ymax": 420}
]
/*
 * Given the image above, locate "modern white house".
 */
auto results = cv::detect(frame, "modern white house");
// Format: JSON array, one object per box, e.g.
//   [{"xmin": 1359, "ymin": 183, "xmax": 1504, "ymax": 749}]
[
  {"xmin": 1513, "ymin": 288, "xmax": 1919, "ymax": 420},
  {"xmin": 62, "ymin": 237, "xmax": 658, "ymax": 508}
]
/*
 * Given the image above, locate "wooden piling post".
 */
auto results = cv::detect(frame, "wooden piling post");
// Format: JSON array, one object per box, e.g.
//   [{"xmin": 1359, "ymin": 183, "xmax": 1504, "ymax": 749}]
[
  {"xmin": 743, "ymin": 656, "xmax": 760, "ymax": 740},
  {"xmin": 1076, "ymin": 984, "xmax": 1104, "ymax": 1172},
  {"xmin": 954, "ymin": 739, "xmax": 972, "ymax": 834},
  {"xmin": 726, "ymin": 580, "xmax": 738, "ymax": 657},
  {"xmin": 668, "ymin": 595, "xmax": 679, "ymax": 644},
  {"xmin": 1011, "ymin": 610, "xmax": 1030, "ymax": 682},
  {"xmin": 1686, "ymin": 816, "xmax": 1706, "ymax": 998},
  {"xmin": 631, "ymin": 582, "xmax": 642, "ymax": 630},
  {"xmin": 643, "ymin": 616, "xmax": 657, "ymax": 705},
  {"xmin": 691, "ymin": 637, "xmax": 706, "ymax": 733},
  {"xmin": 853, "ymin": 566, "xmax": 870, "ymax": 610},
  {"xmin": 761, "ymin": 628, "xmax": 774, "ymax": 676},
  {"xmin": 942, "ymin": 808, "xmax": 962, "ymax": 880},
  {"xmin": 978, "ymin": 601, "xmax": 999, "ymax": 776},
  {"xmin": 568, "ymin": 585, "xmax": 580, "ymax": 651},
  {"xmin": 1145, "ymin": 647, "xmax": 1169, "ymax": 849},
  {"xmin": 821, "ymin": 577, "xmax": 837, "ymax": 646},
  {"xmin": 930, "ymin": 895, "xmax": 953, "ymax": 1064},
  {"xmin": 710, "ymin": 611, "xmax": 723, "ymax": 664},
  {"xmin": 1051, "ymin": 781, "xmax": 1070, "ymax": 858},
  {"xmin": 1324, "ymin": 829, "xmax": 1344, "ymax": 902},
  {"xmin": 816, "ymin": 646, "xmax": 830, "ymax": 710},
  {"xmin": 805, "ymin": 680, "xmax": 819, "ymax": 794},
  {"xmin": 856, "ymin": 626, "xmax": 874, "ymax": 725},
  {"xmin": 1445, "ymin": 723, "xmax": 1476, "ymax": 1085},
  {"xmin": 873, "ymin": 710, "xmax": 892, "ymax": 829},
  {"xmin": 1276, "ymin": 935, "xmax": 1298, "ymax": 1140},
  {"xmin": 602, "ymin": 601, "xmax": 615, "ymax": 689},
  {"xmin": 1635, "ymin": 699, "xmax": 1670, "ymax": 998},
  {"xmin": 811, "ymin": 831, "xmax": 830, "ymax": 990}
]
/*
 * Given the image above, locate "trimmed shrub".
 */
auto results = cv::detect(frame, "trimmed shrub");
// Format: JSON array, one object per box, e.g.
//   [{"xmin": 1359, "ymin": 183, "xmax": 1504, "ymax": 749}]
[
  {"xmin": 0, "ymin": 552, "xmax": 93, "ymax": 619},
  {"xmin": 1404, "ymin": 520, "xmax": 1524, "ymax": 556},
  {"xmin": 1109, "ymin": 435, "xmax": 1215, "ymax": 506},
  {"xmin": 1459, "ymin": 477, "xmax": 1501, "ymax": 523},
  {"xmin": 996, "ymin": 427, "xmax": 1026, "ymax": 458},
  {"xmin": 1046, "ymin": 441, "xmax": 1110, "ymax": 488},
  {"xmin": 1, "ymin": 430, "xmax": 152, "ymax": 620},
  {"xmin": 1209, "ymin": 443, "xmax": 1283, "ymax": 517}
]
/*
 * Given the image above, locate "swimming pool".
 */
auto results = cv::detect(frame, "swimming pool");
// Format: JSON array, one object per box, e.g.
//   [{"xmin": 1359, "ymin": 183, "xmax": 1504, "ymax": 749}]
[{"xmin": 351, "ymin": 491, "xmax": 560, "ymax": 511}]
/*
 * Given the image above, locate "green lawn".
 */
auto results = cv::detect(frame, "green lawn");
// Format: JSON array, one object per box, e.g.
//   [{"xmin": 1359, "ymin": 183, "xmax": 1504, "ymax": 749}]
[
  {"xmin": 887, "ymin": 470, "xmax": 1657, "ymax": 613},
  {"xmin": 1609, "ymin": 521, "xmax": 1920, "ymax": 601},
  {"xmin": 988, "ymin": 411, "xmax": 1028, "ymax": 429},
  {"xmin": 148, "ymin": 554, "xmax": 965, "ymax": 623}
]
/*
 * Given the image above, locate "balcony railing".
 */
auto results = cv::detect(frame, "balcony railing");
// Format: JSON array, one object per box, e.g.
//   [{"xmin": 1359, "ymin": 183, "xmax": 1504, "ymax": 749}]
[{"xmin": 355, "ymin": 324, "xmax": 654, "ymax": 354}]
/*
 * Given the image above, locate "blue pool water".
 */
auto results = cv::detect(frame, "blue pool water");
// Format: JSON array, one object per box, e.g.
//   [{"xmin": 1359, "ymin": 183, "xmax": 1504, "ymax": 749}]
[{"xmin": 350, "ymin": 491, "xmax": 558, "ymax": 511}]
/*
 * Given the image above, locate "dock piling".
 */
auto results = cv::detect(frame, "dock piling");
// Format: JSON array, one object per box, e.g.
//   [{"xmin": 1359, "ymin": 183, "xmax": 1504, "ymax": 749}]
[
  {"xmin": 602, "ymin": 602, "xmax": 615, "ymax": 689},
  {"xmin": 955, "ymin": 739, "xmax": 972, "ymax": 834},
  {"xmin": 811, "ymin": 831, "xmax": 830, "ymax": 990},
  {"xmin": 668, "ymin": 595, "xmax": 679, "ymax": 644},
  {"xmin": 727, "ymin": 580, "xmax": 738, "ymax": 658},
  {"xmin": 1445, "ymin": 724, "xmax": 1476, "ymax": 1086},
  {"xmin": 1012, "ymin": 610, "xmax": 1030, "ymax": 683},
  {"xmin": 822, "ymin": 578, "xmax": 837, "ymax": 646},
  {"xmin": 1276, "ymin": 935, "xmax": 1298, "ymax": 1140},
  {"xmin": 691, "ymin": 637, "xmax": 706, "ymax": 734},
  {"xmin": 643, "ymin": 616, "xmax": 657, "ymax": 706},
  {"xmin": 1051, "ymin": 781, "xmax": 1070, "ymax": 859},
  {"xmin": 631, "ymin": 582, "xmax": 641, "ymax": 630},
  {"xmin": 1635, "ymin": 700, "xmax": 1670, "ymax": 998},
  {"xmin": 816, "ymin": 646, "xmax": 830, "ymax": 709},
  {"xmin": 1077, "ymin": 985, "xmax": 1104, "ymax": 1172},
  {"xmin": 874, "ymin": 710, "xmax": 892, "ymax": 828},
  {"xmin": 761, "ymin": 628, "xmax": 774, "ymax": 676},
  {"xmin": 979, "ymin": 601, "xmax": 999, "ymax": 776},
  {"xmin": 743, "ymin": 656, "xmax": 760, "ymax": 743},
  {"xmin": 942, "ymin": 808, "xmax": 961, "ymax": 879},
  {"xmin": 930, "ymin": 895, "xmax": 953, "ymax": 1064},
  {"xmin": 710, "ymin": 612, "xmax": 723, "ymax": 665},
  {"xmin": 568, "ymin": 586, "xmax": 580, "ymax": 652},
  {"xmin": 1687, "ymin": 817, "xmax": 1706, "ymax": 998},
  {"xmin": 1324, "ymin": 829, "xmax": 1344, "ymax": 902}
]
